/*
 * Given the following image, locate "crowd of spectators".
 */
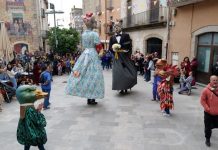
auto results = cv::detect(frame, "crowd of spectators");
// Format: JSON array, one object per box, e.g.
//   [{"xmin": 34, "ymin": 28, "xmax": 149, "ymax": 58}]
[{"xmin": 0, "ymin": 49, "xmax": 81, "ymax": 110}]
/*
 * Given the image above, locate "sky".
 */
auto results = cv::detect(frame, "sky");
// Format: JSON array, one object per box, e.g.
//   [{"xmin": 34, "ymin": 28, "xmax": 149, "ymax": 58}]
[{"xmin": 48, "ymin": 0, "xmax": 82, "ymax": 28}]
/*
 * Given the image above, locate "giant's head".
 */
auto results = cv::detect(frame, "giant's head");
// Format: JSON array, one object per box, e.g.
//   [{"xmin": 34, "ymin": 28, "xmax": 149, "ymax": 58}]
[
  {"xmin": 82, "ymin": 12, "xmax": 97, "ymax": 29},
  {"xmin": 16, "ymin": 85, "xmax": 47, "ymax": 104},
  {"xmin": 114, "ymin": 20, "xmax": 123, "ymax": 34}
]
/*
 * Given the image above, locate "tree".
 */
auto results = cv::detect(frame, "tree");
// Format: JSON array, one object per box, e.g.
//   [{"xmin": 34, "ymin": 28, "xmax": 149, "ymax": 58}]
[{"xmin": 48, "ymin": 27, "xmax": 80, "ymax": 54}]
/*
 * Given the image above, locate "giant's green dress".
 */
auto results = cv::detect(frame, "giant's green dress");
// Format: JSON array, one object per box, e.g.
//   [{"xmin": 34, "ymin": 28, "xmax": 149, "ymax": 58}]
[{"xmin": 17, "ymin": 107, "xmax": 47, "ymax": 146}]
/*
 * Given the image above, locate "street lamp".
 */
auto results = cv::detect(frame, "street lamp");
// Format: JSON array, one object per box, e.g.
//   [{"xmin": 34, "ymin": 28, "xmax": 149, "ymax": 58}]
[{"xmin": 45, "ymin": 3, "xmax": 64, "ymax": 49}]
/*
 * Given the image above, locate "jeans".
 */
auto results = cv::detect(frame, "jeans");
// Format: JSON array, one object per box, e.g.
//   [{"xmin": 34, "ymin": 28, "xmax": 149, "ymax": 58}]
[
  {"xmin": 42, "ymin": 89, "xmax": 51, "ymax": 108},
  {"xmin": 24, "ymin": 145, "xmax": 45, "ymax": 150},
  {"xmin": 165, "ymin": 108, "xmax": 170, "ymax": 114},
  {"xmin": 178, "ymin": 87, "xmax": 189, "ymax": 94},
  {"xmin": 9, "ymin": 77, "xmax": 17, "ymax": 89},
  {"xmin": 153, "ymin": 83, "xmax": 160, "ymax": 100}
]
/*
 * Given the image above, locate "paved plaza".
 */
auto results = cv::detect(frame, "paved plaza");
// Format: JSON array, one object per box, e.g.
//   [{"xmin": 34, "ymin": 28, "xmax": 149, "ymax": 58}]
[{"xmin": 0, "ymin": 70, "xmax": 217, "ymax": 150}]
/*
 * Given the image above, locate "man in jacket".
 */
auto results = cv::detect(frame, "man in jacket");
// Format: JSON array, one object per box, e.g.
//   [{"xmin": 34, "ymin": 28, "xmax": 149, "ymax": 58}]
[{"xmin": 200, "ymin": 75, "xmax": 218, "ymax": 147}]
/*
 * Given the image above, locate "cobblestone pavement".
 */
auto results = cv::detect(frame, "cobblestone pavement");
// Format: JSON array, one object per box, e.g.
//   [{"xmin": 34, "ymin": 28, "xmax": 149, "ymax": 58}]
[{"xmin": 0, "ymin": 70, "xmax": 217, "ymax": 150}]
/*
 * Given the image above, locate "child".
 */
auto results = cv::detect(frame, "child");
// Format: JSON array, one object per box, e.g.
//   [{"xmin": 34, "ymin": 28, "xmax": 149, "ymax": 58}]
[
  {"xmin": 40, "ymin": 63, "xmax": 52, "ymax": 109},
  {"xmin": 158, "ymin": 65, "xmax": 179, "ymax": 116}
]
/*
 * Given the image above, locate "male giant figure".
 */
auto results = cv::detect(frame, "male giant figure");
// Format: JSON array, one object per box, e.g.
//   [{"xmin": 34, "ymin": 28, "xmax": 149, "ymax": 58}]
[{"xmin": 109, "ymin": 21, "xmax": 137, "ymax": 94}]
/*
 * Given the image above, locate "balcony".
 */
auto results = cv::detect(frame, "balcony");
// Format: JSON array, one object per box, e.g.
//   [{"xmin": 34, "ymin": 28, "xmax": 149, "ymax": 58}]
[
  {"xmin": 169, "ymin": 0, "xmax": 204, "ymax": 7},
  {"xmin": 41, "ymin": 30, "xmax": 49, "ymax": 39},
  {"xmin": 106, "ymin": 0, "xmax": 114, "ymax": 10},
  {"xmin": 95, "ymin": 5, "xmax": 102, "ymax": 15},
  {"xmin": 122, "ymin": 7, "xmax": 167, "ymax": 31}
]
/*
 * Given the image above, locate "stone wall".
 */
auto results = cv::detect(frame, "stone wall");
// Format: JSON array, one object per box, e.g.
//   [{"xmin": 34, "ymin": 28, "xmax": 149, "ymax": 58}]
[{"xmin": 0, "ymin": 0, "xmax": 44, "ymax": 54}]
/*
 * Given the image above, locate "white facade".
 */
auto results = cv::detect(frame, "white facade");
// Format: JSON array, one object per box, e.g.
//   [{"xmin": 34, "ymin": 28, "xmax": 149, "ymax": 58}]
[
  {"xmin": 70, "ymin": 7, "xmax": 83, "ymax": 32},
  {"xmin": 121, "ymin": 0, "xmax": 168, "ymax": 58},
  {"xmin": 129, "ymin": 28, "xmax": 168, "ymax": 58}
]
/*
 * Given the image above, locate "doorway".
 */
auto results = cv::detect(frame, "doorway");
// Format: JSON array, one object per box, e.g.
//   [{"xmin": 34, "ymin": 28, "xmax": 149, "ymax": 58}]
[{"xmin": 147, "ymin": 38, "xmax": 162, "ymax": 58}]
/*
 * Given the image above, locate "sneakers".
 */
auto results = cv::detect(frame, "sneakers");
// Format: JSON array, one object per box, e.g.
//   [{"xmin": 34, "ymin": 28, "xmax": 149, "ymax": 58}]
[
  {"xmin": 43, "ymin": 106, "xmax": 50, "ymax": 110},
  {"xmin": 205, "ymin": 139, "xmax": 211, "ymax": 147},
  {"xmin": 162, "ymin": 112, "xmax": 171, "ymax": 117},
  {"xmin": 87, "ymin": 99, "xmax": 98, "ymax": 105}
]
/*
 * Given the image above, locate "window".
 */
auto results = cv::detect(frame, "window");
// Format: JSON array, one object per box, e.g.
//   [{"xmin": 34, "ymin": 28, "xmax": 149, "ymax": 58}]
[
  {"xmin": 213, "ymin": 33, "xmax": 218, "ymax": 45},
  {"xmin": 197, "ymin": 47, "xmax": 211, "ymax": 72},
  {"xmin": 198, "ymin": 33, "xmax": 212, "ymax": 45},
  {"xmin": 172, "ymin": 52, "xmax": 179, "ymax": 66}
]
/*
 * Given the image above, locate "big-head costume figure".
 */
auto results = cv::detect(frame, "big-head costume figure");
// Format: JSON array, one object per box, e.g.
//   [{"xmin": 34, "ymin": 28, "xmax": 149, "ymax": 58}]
[
  {"xmin": 109, "ymin": 20, "xmax": 137, "ymax": 94},
  {"xmin": 16, "ymin": 85, "xmax": 48, "ymax": 149}
]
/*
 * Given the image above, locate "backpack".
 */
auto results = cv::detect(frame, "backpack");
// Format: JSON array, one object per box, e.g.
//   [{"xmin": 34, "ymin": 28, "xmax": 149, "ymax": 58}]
[{"xmin": 39, "ymin": 72, "xmax": 46, "ymax": 84}]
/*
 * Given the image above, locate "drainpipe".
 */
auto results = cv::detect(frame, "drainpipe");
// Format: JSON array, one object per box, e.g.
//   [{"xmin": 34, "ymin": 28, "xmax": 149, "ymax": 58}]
[
  {"xmin": 166, "ymin": 6, "xmax": 171, "ymax": 61},
  {"xmin": 105, "ymin": 0, "xmax": 108, "ymax": 50}
]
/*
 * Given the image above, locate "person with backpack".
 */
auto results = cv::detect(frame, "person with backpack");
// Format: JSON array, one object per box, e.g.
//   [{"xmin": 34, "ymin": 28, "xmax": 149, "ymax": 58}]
[{"xmin": 40, "ymin": 63, "xmax": 52, "ymax": 110}]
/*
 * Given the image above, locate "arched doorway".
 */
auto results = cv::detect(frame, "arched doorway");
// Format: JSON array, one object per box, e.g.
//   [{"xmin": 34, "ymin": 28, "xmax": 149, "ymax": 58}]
[
  {"xmin": 147, "ymin": 38, "xmax": 162, "ymax": 58},
  {"xmin": 196, "ymin": 32, "xmax": 218, "ymax": 84}
]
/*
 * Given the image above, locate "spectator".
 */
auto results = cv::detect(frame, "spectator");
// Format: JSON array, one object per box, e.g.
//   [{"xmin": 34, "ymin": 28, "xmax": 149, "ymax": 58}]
[
  {"xmin": 178, "ymin": 71, "xmax": 193, "ymax": 95},
  {"xmin": 146, "ymin": 55, "xmax": 155, "ymax": 82},
  {"xmin": 190, "ymin": 57, "xmax": 198, "ymax": 76},
  {"xmin": 40, "ymin": 63, "xmax": 52, "ymax": 110},
  {"xmin": 190, "ymin": 57, "xmax": 198, "ymax": 86},
  {"xmin": 143, "ymin": 56, "xmax": 149, "ymax": 81},
  {"xmin": 33, "ymin": 61, "xmax": 41, "ymax": 85},
  {"xmin": 65, "ymin": 59, "xmax": 71, "ymax": 74},
  {"xmin": 179, "ymin": 69, "xmax": 186, "ymax": 89},
  {"xmin": 181, "ymin": 57, "xmax": 191, "ymax": 77},
  {"xmin": 0, "ymin": 92, "xmax": 3, "ymax": 112},
  {"xmin": 153, "ymin": 52, "xmax": 159, "ymax": 66},
  {"xmin": 200, "ymin": 75, "xmax": 218, "ymax": 147},
  {"xmin": 212, "ymin": 60, "xmax": 218, "ymax": 76}
]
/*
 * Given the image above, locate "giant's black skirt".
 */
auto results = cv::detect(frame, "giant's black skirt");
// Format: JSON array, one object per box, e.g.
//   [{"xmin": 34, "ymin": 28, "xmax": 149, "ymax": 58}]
[{"xmin": 112, "ymin": 53, "xmax": 137, "ymax": 90}]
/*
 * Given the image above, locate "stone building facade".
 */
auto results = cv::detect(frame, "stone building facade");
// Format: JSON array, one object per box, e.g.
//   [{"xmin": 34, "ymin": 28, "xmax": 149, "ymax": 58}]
[
  {"xmin": 121, "ymin": 0, "xmax": 168, "ymax": 58},
  {"xmin": 168, "ymin": 0, "xmax": 218, "ymax": 84},
  {"xmin": 70, "ymin": 6, "xmax": 83, "ymax": 33},
  {"xmin": 0, "ymin": 0, "xmax": 49, "ymax": 55},
  {"xmin": 82, "ymin": 0, "xmax": 121, "ymax": 49}
]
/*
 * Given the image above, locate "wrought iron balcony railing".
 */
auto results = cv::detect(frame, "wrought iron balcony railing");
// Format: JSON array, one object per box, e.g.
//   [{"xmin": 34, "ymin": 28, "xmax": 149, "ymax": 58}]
[
  {"xmin": 169, "ymin": 0, "xmax": 204, "ymax": 7},
  {"xmin": 106, "ymin": 0, "xmax": 114, "ymax": 10},
  {"xmin": 122, "ymin": 7, "xmax": 167, "ymax": 29},
  {"xmin": 95, "ymin": 5, "xmax": 102, "ymax": 15}
]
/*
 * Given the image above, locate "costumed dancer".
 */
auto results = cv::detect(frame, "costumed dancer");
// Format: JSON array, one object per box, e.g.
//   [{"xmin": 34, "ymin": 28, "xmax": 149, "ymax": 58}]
[
  {"xmin": 16, "ymin": 85, "xmax": 48, "ymax": 150},
  {"xmin": 152, "ymin": 59, "xmax": 167, "ymax": 101},
  {"xmin": 109, "ymin": 20, "xmax": 137, "ymax": 94},
  {"xmin": 66, "ymin": 13, "xmax": 104, "ymax": 105},
  {"xmin": 158, "ymin": 65, "xmax": 179, "ymax": 116}
]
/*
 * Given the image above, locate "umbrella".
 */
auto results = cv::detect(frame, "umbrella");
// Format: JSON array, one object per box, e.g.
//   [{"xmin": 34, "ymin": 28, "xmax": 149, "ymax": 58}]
[{"xmin": 0, "ymin": 21, "xmax": 14, "ymax": 63}]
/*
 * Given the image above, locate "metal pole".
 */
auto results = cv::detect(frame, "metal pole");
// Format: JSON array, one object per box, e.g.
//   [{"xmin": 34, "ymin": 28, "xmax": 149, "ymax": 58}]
[
  {"xmin": 54, "ymin": 7, "xmax": 58, "ymax": 48},
  {"xmin": 105, "ymin": 0, "xmax": 107, "ymax": 50}
]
